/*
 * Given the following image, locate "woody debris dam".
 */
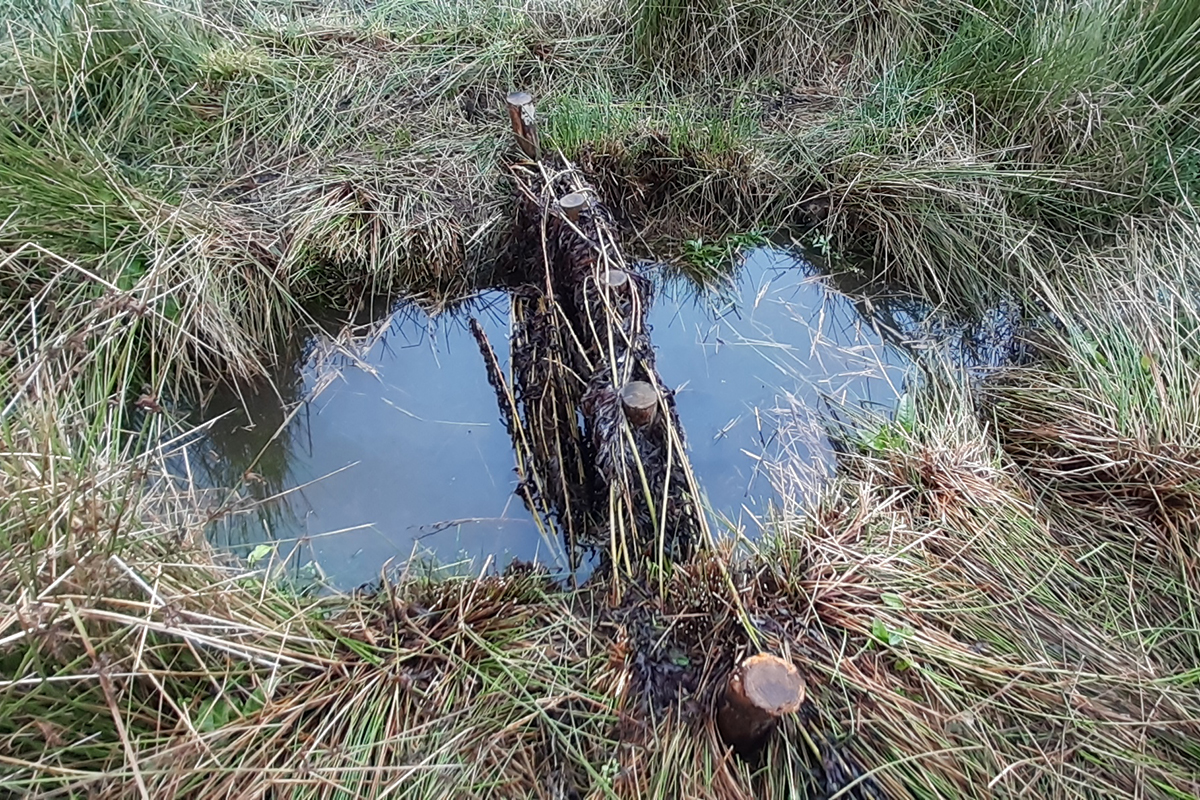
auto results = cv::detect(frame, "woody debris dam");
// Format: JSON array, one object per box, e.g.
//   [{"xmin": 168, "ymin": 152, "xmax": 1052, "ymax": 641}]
[
  {"xmin": 474, "ymin": 91, "xmax": 711, "ymax": 580},
  {"xmin": 472, "ymin": 92, "xmax": 805, "ymax": 753}
]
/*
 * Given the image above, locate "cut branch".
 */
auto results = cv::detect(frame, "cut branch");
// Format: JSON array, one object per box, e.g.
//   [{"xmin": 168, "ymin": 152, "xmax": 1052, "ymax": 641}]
[
  {"xmin": 506, "ymin": 91, "xmax": 539, "ymax": 159},
  {"xmin": 603, "ymin": 269, "xmax": 629, "ymax": 293},
  {"xmin": 717, "ymin": 653, "xmax": 805, "ymax": 753},
  {"xmin": 620, "ymin": 381, "xmax": 658, "ymax": 427},
  {"xmin": 560, "ymin": 192, "xmax": 587, "ymax": 222}
]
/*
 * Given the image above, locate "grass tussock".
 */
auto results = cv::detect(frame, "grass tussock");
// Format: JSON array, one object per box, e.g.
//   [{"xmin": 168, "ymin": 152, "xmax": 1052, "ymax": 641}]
[
  {"xmin": 0, "ymin": 318, "xmax": 608, "ymax": 794},
  {"xmin": 7, "ymin": 314, "xmax": 1200, "ymax": 796},
  {"xmin": 769, "ymin": 394, "xmax": 1200, "ymax": 796},
  {"xmin": 985, "ymin": 222, "xmax": 1200, "ymax": 647},
  {"xmin": 2, "ymin": 0, "xmax": 1196, "ymax": 347},
  {"xmin": 6, "ymin": 222, "xmax": 1200, "ymax": 797}
]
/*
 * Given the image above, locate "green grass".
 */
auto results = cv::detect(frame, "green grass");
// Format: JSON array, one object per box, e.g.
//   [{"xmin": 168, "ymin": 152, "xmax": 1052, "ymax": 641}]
[
  {"xmin": 2, "ymin": 0, "xmax": 1200, "ymax": 796},
  {"xmin": 2, "ymin": 0, "xmax": 1194, "ymax": 337}
]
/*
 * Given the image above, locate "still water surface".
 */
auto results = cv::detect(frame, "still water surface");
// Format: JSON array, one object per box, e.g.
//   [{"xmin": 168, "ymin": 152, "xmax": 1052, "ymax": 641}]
[{"xmin": 200, "ymin": 248, "xmax": 910, "ymax": 587}]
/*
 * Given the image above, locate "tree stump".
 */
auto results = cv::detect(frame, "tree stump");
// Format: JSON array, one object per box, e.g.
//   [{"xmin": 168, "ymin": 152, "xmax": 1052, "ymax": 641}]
[
  {"xmin": 620, "ymin": 381, "xmax": 658, "ymax": 427},
  {"xmin": 717, "ymin": 653, "xmax": 804, "ymax": 753},
  {"xmin": 506, "ymin": 91, "xmax": 539, "ymax": 159}
]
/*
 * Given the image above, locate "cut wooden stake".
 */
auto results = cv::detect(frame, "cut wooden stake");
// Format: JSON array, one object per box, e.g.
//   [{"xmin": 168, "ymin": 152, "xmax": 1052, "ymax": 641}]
[
  {"xmin": 620, "ymin": 381, "xmax": 658, "ymax": 427},
  {"xmin": 560, "ymin": 191, "xmax": 587, "ymax": 222},
  {"xmin": 717, "ymin": 653, "xmax": 804, "ymax": 752},
  {"xmin": 506, "ymin": 91, "xmax": 539, "ymax": 159},
  {"xmin": 603, "ymin": 269, "xmax": 629, "ymax": 292}
]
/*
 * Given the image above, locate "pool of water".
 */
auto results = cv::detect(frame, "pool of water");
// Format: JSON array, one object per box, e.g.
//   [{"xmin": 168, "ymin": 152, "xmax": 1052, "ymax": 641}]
[{"xmin": 198, "ymin": 248, "xmax": 911, "ymax": 588}]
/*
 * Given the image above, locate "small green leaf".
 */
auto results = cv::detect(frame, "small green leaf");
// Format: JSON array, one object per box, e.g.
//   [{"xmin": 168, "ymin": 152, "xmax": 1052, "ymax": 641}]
[
  {"xmin": 196, "ymin": 696, "xmax": 234, "ymax": 732},
  {"xmin": 864, "ymin": 424, "xmax": 900, "ymax": 453},
  {"xmin": 871, "ymin": 618, "xmax": 890, "ymax": 645},
  {"xmin": 667, "ymin": 647, "xmax": 691, "ymax": 667},
  {"xmin": 881, "ymin": 593, "xmax": 905, "ymax": 610},
  {"xmin": 247, "ymin": 544, "xmax": 272, "ymax": 567},
  {"xmin": 242, "ymin": 686, "xmax": 266, "ymax": 717},
  {"xmin": 116, "ymin": 259, "xmax": 147, "ymax": 292}
]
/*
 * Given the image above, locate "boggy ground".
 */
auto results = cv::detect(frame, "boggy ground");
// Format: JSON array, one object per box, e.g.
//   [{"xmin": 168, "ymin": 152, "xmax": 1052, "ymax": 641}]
[{"xmin": 2, "ymin": 0, "xmax": 1200, "ymax": 797}]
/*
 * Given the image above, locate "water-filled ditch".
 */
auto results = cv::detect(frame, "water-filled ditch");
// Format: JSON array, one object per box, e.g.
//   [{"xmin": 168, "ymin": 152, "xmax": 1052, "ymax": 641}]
[{"xmin": 198, "ymin": 247, "xmax": 917, "ymax": 588}]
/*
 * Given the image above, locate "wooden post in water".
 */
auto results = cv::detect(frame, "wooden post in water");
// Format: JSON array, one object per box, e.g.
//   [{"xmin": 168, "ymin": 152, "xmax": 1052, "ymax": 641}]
[
  {"xmin": 506, "ymin": 91, "xmax": 539, "ymax": 159},
  {"xmin": 603, "ymin": 269, "xmax": 629, "ymax": 293},
  {"xmin": 485, "ymin": 91, "xmax": 709, "ymax": 574},
  {"xmin": 620, "ymin": 381, "xmax": 658, "ymax": 427},
  {"xmin": 559, "ymin": 191, "xmax": 587, "ymax": 222},
  {"xmin": 717, "ymin": 653, "xmax": 805, "ymax": 753}
]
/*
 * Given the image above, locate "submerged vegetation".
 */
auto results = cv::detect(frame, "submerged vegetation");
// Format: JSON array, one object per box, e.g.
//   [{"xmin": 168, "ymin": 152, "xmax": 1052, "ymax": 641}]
[{"xmin": 2, "ymin": 0, "xmax": 1200, "ymax": 797}]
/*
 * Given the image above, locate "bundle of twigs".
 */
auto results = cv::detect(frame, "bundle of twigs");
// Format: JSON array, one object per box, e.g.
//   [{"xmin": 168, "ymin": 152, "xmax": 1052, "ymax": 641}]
[{"xmin": 474, "ymin": 101, "xmax": 709, "ymax": 583}]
